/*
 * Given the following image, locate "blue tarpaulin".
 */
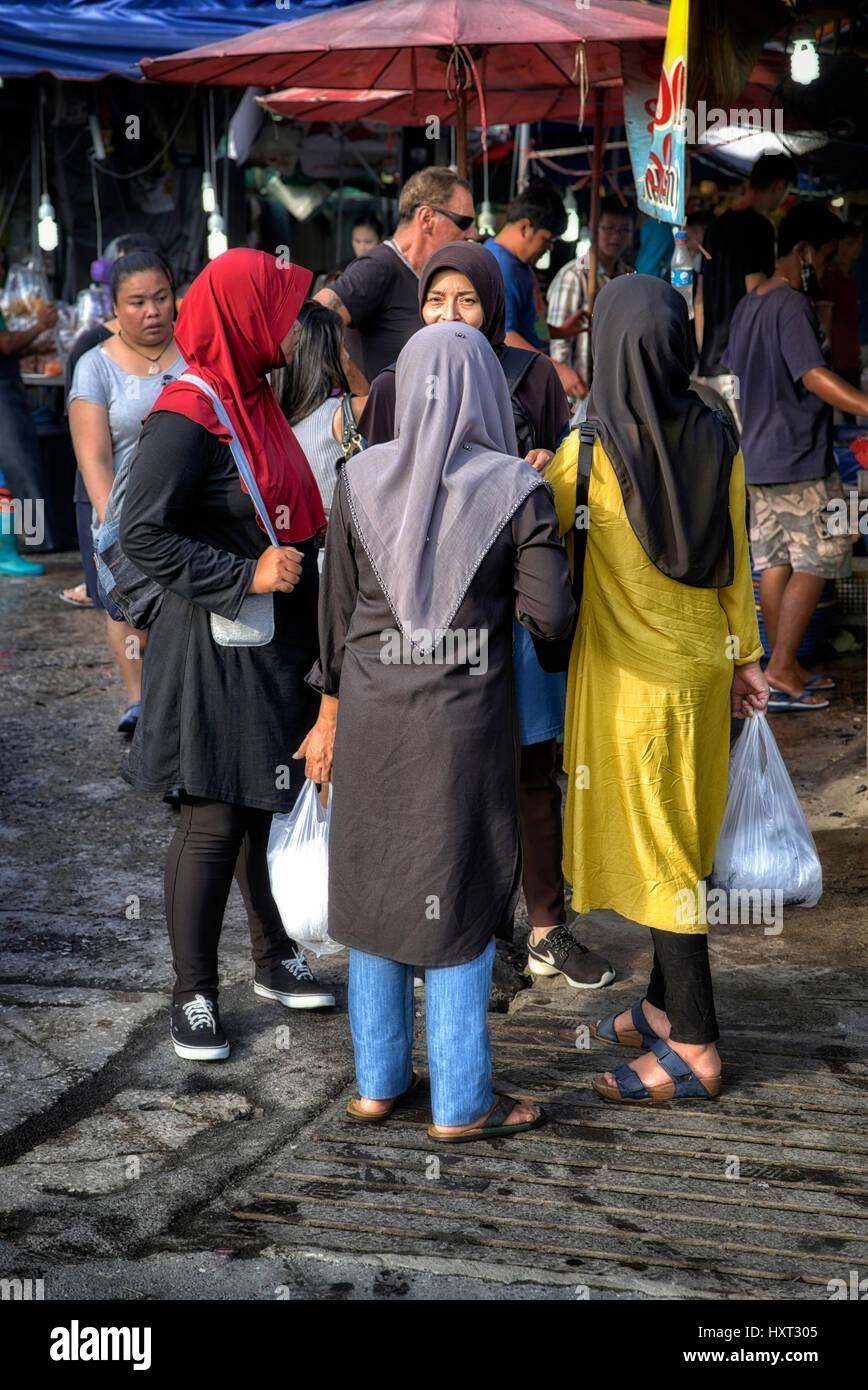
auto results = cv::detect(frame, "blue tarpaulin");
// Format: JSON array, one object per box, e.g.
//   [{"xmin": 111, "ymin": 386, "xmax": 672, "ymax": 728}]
[{"xmin": 0, "ymin": 0, "xmax": 361, "ymax": 81}]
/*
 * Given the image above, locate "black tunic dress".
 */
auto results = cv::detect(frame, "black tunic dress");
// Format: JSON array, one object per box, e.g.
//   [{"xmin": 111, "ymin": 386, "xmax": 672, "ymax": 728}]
[
  {"xmin": 119, "ymin": 411, "xmax": 319, "ymax": 812},
  {"xmin": 313, "ymin": 476, "xmax": 574, "ymax": 969}
]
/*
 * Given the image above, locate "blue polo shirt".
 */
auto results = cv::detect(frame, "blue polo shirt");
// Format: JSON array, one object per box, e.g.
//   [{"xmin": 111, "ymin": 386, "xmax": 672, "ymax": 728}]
[{"xmin": 485, "ymin": 240, "xmax": 550, "ymax": 352}]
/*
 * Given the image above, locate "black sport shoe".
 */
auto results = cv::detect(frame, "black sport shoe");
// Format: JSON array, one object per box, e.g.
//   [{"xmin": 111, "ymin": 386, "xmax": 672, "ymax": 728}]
[
  {"xmin": 526, "ymin": 924, "xmax": 615, "ymax": 989},
  {"xmin": 171, "ymin": 993, "xmax": 230, "ymax": 1060},
  {"xmin": 253, "ymin": 948, "xmax": 335, "ymax": 1009}
]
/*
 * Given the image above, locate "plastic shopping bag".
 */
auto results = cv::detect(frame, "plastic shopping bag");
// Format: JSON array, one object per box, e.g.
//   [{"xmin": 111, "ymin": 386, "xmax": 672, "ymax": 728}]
[
  {"xmin": 710, "ymin": 713, "xmax": 822, "ymax": 908},
  {"xmin": 267, "ymin": 780, "xmax": 342, "ymax": 956}
]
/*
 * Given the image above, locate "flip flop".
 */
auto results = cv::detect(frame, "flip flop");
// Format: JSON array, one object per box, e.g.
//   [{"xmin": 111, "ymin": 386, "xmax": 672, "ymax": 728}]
[
  {"xmin": 767, "ymin": 690, "xmax": 829, "ymax": 712},
  {"xmin": 770, "ymin": 674, "xmax": 835, "ymax": 696},
  {"xmin": 427, "ymin": 1093, "xmax": 546, "ymax": 1144},
  {"xmin": 592, "ymin": 1000, "xmax": 659, "ymax": 1049},
  {"xmin": 345, "ymin": 1070, "xmax": 425, "ymax": 1124},
  {"xmin": 57, "ymin": 583, "xmax": 94, "ymax": 608},
  {"xmin": 592, "ymin": 1038, "xmax": 721, "ymax": 1104}
]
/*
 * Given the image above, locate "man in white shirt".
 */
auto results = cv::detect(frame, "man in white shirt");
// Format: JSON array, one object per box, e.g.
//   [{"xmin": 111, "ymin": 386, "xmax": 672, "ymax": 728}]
[{"xmin": 547, "ymin": 196, "xmax": 634, "ymax": 390}]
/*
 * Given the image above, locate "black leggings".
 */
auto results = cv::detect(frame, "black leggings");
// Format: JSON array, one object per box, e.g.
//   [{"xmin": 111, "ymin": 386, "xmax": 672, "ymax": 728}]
[
  {"xmin": 165, "ymin": 794, "xmax": 289, "ymax": 1004},
  {"xmin": 645, "ymin": 928, "xmax": 719, "ymax": 1045}
]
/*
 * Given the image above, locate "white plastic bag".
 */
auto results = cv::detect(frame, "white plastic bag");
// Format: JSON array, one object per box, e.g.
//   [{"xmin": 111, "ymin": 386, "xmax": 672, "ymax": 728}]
[
  {"xmin": 267, "ymin": 780, "xmax": 342, "ymax": 956},
  {"xmin": 710, "ymin": 713, "xmax": 822, "ymax": 908}
]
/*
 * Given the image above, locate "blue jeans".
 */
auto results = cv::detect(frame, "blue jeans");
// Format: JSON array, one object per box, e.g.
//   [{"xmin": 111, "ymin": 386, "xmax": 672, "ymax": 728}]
[{"xmin": 348, "ymin": 936, "xmax": 496, "ymax": 1127}]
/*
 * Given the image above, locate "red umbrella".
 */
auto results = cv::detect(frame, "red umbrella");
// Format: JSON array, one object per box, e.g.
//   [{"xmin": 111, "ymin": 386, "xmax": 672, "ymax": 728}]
[
  {"xmin": 142, "ymin": 0, "xmax": 668, "ymax": 175},
  {"xmin": 256, "ymin": 84, "xmax": 628, "ymax": 130}
]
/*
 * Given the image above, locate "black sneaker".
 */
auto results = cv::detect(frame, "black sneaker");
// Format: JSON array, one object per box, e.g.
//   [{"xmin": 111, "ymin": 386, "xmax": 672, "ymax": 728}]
[
  {"xmin": 253, "ymin": 948, "xmax": 335, "ymax": 1009},
  {"xmin": 526, "ymin": 924, "xmax": 615, "ymax": 989},
  {"xmin": 171, "ymin": 993, "xmax": 230, "ymax": 1060}
]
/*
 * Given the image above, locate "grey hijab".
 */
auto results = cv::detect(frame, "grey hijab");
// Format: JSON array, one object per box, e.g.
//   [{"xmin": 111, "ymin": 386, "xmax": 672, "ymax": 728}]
[{"xmin": 342, "ymin": 322, "xmax": 545, "ymax": 654}]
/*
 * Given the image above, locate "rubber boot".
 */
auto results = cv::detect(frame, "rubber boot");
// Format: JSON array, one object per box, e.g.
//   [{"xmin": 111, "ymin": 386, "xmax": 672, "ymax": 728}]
[{"xmin": 0, "ymin": 523, "xmax": 45, "ymax": 575}]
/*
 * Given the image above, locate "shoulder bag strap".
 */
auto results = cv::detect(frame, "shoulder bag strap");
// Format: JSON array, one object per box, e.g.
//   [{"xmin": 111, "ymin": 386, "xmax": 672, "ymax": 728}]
[
  {"xmin": 340, "ymin": 394, "xmax": 364, "ymax": 460},
  {"xmin": 571, "ymin": 423, "xmax": 596, "ymax": 607},
  {"xmin": 178, "ymin": 371, "xmax": 281, "ymax": 547}
]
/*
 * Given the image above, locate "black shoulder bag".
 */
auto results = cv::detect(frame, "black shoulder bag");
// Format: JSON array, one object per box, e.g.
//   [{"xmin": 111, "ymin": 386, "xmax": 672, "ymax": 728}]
[{"xmin": 530, "ymin": 422, "xmax": 596, "ymax": 674}]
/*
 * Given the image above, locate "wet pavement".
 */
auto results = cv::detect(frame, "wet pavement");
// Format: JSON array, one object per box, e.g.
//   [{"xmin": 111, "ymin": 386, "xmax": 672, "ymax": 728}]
[{"xmin": 0, "ymin": 553, "xmax": 866, "ymax": 1300}]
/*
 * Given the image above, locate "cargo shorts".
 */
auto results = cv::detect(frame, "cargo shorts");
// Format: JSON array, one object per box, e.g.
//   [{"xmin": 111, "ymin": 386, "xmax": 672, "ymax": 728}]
[{"xmin": 748, "ymin": 472, "xmax": 852, "ymax": 578}]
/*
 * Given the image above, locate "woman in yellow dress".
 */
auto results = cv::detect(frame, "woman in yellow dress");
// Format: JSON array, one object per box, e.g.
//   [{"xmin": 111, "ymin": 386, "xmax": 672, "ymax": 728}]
[{"xmin": 545, "ymin": 275, "xmax": 769, "ymax": 1103}]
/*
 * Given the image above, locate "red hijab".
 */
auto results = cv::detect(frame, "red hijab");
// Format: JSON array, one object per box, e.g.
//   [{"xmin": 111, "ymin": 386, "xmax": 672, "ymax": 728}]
[{"xmin": 152, "ymin": 248, "xmax": 325, "ymax": 544}]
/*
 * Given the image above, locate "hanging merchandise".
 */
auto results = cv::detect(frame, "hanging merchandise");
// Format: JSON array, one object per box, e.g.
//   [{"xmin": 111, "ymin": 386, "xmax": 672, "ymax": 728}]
[{"xmin": 0, "ymin": 259, "xmax": 52, "ymax": 329}]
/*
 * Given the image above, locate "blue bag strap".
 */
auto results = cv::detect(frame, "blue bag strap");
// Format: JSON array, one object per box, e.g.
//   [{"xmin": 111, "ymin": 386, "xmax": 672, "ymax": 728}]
[{"xmin": 178, "ymin": 371, "xmax": 281, "ymax": 548}]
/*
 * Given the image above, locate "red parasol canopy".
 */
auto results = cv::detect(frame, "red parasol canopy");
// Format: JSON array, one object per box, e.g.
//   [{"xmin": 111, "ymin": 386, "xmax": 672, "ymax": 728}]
[
  {"xmin": 141, "ymin": 0, "xmax": 668, "ymax": 172},
  {"xmin": 256, "ymin": 84, "xmax": 629, "ymax": 130},
  {"xmin": 141, "ymin": 0, "xmax": 668, "ymax": 89}
]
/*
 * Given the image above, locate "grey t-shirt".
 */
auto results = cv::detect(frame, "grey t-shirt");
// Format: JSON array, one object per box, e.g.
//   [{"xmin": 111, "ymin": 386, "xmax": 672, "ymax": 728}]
[{"xmin": 69, "ymin": 345, "xmax": 185, "ymax": 500}]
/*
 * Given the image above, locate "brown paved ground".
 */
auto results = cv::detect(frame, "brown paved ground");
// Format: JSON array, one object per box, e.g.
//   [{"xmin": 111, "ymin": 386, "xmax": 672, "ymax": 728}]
[{"xmin": 0, "ymin": 552, "xmax": 866, "ymax": 1300}]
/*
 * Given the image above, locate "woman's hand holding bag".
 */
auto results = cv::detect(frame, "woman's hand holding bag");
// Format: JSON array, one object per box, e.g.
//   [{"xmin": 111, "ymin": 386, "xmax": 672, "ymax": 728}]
[{"xmin": 250, "ymin": 545, "xmax": 304, "ymax": 594}]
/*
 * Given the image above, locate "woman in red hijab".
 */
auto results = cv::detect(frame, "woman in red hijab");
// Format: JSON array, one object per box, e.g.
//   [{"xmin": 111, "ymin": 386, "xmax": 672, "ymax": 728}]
[{"xmin": 120, "ymin": 250, "xmax": 335, "ymax": 1063}]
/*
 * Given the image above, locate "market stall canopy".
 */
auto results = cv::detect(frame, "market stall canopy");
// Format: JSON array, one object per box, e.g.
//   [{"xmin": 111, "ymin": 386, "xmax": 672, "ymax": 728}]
[
  {"xmin": 0, "ymin": 0, "xmax": 360, "ymax": 81},
  {"xmin": 140, "ymin": 0, "xmax": 669, "ymax": 90},
  {"xmin": 257, "ymin": 84, "xmax": 630, "ymax": 129}
]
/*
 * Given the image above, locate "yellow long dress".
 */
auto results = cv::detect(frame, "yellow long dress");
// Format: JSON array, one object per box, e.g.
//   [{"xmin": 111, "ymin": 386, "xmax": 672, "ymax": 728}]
[{"xmin": 546, "ymin": 433, "xmax": 763, "ymax": 933}]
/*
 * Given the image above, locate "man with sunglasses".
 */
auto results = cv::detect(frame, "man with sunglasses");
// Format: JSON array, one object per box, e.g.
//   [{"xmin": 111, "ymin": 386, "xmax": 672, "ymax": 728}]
[{"xmin": 314, "ymin": 167, "xmax": 474, "ymax": 386}]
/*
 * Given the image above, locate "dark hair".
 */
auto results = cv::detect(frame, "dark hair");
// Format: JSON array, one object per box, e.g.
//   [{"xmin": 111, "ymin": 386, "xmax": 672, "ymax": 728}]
[
  {"xmin": 686, "ymin": 209, "xmax": 715, "ymax": 229},
  {"xmin": 398, "ymin": 167, "xmax": 472, "ymax": 225},
  {"xmin": 599, "ymin": 195, "xmax": 632, "ymax": 221},
  {"xmin": 273, "ymin": 300, "xmax": 349, "ymax": 426},
  {"xmin": 840, "ymin": 220, "xmax": 862, "ymax": 240},
  {"xmin": 352, "ymin": 212, "xmax": 383, "ymax": 239},
  {"xmin": 110, "ymin": 249, "xmax": 174, "ymax": 304},
  {"xmin": 114, "ymin": 233, "xmax": 161, "ymax": 256},
  {"xmin": 749, "ymin": 153, "xmax": 798, "ymax": 190},
  {"xmin": 504, "ymin": 180, "xmax": 567, "ymax": 236},
  {"xmin": 778, "ymin": 203, "xmax": 843, "ymax": 257}
]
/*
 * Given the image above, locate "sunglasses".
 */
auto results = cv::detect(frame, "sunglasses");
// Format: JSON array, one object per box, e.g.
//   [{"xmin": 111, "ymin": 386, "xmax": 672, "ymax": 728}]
[{"xmin": 428, "ymin": 206, "xmax": 476, "ymax": 232}]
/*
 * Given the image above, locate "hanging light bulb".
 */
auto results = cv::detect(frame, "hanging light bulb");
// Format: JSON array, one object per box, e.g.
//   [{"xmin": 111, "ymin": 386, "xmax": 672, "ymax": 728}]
[
  {"xmin": 201, "ymin": 171, "xmax": 216, "ymax": 213},
  {"xmin": 207, "ymin": 211, "xmax": 228, "ymax": 260},
  {"xmin": 790, "ymin": 37, "xmax": 820, "ymax": 85},
  {"xmin": 563, "ymin": 189, "xmax": 580, "ymax": 243},
  {"xmin": 476, "ymin": 200, "xmax": 495, "ymax": 238},
  {"xmin": 37, "ymin": 193, "xmax": 58, "ymax": 252}
]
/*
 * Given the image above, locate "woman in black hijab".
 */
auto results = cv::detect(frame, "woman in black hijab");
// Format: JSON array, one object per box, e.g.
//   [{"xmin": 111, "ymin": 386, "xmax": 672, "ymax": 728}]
[
  {"xmin": 546, "ymin": 275, "xmax": 769, "ymax": 1102},
  {"xmin": 360, "ymin": 239, "xmax": 569, "ymax": 464},
  {"xmin": 360, "ymin": 239, "xmax": 615, "ymax": 993}
]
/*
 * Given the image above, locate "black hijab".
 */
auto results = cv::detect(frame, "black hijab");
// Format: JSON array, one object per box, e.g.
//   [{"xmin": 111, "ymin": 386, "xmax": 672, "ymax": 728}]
[
  {"xmin": 418, "ymin": 240, "xmax": 507, "ymax": 348},
  {"xmin": 586, "ymin": 275, "xmax": 737, "ymax": 589}
]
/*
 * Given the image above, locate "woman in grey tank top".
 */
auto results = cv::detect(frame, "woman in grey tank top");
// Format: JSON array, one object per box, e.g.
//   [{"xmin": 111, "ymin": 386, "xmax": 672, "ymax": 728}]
[{"xmin": 273, "ymin": 301, "xmax": 367, "ymax": 518}]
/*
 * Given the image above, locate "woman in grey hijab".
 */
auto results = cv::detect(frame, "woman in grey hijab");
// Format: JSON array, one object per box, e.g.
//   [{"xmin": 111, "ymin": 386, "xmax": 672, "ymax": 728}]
[{"xmin": 298, "ymin": 322, "xmax": 574, "ymax": 1142}]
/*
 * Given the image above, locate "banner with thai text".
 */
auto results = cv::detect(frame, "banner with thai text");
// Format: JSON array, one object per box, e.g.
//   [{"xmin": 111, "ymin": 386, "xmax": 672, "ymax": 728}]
[{"xmin": 623, "ymin": 0, "xmax": 689, "ymax": 226}]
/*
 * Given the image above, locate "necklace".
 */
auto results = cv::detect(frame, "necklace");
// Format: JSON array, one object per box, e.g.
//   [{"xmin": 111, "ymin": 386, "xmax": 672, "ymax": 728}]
[{"xmin": 118, "ymin": 330, "xmax": 174, "ymax": 376}]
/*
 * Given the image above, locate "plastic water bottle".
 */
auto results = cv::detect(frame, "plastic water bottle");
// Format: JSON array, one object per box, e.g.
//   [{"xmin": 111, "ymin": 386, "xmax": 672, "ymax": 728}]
[{"xmin": 670, "ymin": 229, "xmax": 694, "ymax": 317}]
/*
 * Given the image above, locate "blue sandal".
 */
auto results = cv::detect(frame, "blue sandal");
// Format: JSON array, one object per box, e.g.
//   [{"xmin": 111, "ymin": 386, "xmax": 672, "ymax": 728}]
[
  {"xmin": 592, "ymin": 1037, "xmax": 722, "ymax": 1104},
  {"xmin": 592, "ymin": 1000, "xmax": 659, "ymax": 1050}
]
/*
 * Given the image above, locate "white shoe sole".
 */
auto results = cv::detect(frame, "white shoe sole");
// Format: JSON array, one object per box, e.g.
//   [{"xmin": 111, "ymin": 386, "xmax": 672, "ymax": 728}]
[
  {"xmin": 172, "ymin": 1036, "xmax": 230, "ymax": 1060},
  {"xmin": 253, "ymin": 981, "xmax": 335, "ymax": 1009},
  {"xmin": 527, "ymin": 956, "xmax": 616, "ymax": 989}
]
